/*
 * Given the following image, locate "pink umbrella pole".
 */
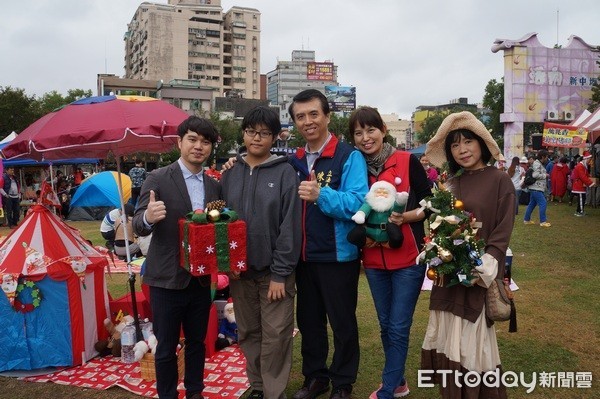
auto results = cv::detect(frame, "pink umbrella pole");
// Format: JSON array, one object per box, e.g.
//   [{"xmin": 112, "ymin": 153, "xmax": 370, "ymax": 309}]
[{"xmin": 116, "ymin": 156, "xmax": 143, "ymax": 342}]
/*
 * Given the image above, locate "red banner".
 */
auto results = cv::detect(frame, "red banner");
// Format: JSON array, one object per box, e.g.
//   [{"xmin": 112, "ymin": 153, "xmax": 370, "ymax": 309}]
[
  {"xmin": 39, "ymin": 180, "xmax": 61, "ymax": 209},
  {"xmin": 542, "ymin": 122, "xmax": 588, "ymax": 148}
]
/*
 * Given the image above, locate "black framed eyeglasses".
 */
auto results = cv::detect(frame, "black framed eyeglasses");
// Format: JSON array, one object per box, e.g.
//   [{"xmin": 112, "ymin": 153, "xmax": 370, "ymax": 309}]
[{"xmin": 244, "ymin": 129, "xmax": 272, "ymax": 138}]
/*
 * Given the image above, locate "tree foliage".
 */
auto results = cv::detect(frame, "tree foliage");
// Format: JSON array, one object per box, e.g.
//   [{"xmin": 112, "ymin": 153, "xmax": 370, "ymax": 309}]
[
  {"xmin": 482, "ymin": 78, "xmax": 504, "ymax": 143},
  {"xmin": 38, "ymin": 89, "xmax": 93, "ymax": 115},
  {"xmin": 0, "ymin": 86, "xmax": 40, "ymax": 134},
  {"xmin": 328, "ymin": 113, "xmax": 351, "ymax": 143},
  {"xmin": 590, "ymin": 82, "xmax": 600, "ymax": 112},
  {"xmin": 589, "ymin": 46, "xmax": 600, "ymax": 112},
  {"xmin": 286, "ymin": 126, "xmax": 304, "ymax": 149},
  {"xmin": 208, "ymin": 112, "xmax": 242, "ymax": 161},
  {"xmin": 38, "ymin": 91, "xmax": 67, "ymax": 115},
  {"xmin": 0, "ymin": 86, "xmax": 93, "ymax": 136},
  {"xmin": 416, "ymin": 111, "xmax": 446, "ymax": 144}
]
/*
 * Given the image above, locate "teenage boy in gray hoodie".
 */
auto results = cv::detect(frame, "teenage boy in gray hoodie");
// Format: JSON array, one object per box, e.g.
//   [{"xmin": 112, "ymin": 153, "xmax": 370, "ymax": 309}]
[{"xmin": 220, "ymin": 106, "xmax": 302, "ymax": 399}]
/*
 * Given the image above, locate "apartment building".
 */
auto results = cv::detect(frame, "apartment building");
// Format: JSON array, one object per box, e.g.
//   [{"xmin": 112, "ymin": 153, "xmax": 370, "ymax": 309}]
[
  {"xmin": 266, "ymin": 50, "xmax": 339, "ymax": 125},
  {"xmin": 124, "ymin": 0, "xmax": 260, "ymax": 99},
  {"xmin": 380, "ymin": 114, "xmax": 411, "ymax": 149}
]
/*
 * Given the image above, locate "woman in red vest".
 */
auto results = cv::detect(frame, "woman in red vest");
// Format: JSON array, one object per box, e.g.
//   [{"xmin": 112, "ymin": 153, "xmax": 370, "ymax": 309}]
[{"xmin": 348, "ymin": 107, "xmax": 432, "ymax": 399}]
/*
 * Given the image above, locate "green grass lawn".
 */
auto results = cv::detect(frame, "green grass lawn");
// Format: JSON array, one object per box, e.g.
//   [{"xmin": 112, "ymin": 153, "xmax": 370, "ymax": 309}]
[{"xmin": 1, "ymin": 200, "xmax": 599, "ymax": 398}]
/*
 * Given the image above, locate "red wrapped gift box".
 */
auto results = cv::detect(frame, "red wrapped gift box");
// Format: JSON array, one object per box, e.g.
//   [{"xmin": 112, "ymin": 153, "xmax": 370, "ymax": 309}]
[{"xmin": 179, "ymin": 219, "xmax": 247, "ymax": 276}]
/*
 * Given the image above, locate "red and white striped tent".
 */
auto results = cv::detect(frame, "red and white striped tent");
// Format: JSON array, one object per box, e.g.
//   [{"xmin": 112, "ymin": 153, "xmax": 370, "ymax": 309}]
[{"xmin": 0, "ymin": 205, "xmax": 110, "ymax": 372}]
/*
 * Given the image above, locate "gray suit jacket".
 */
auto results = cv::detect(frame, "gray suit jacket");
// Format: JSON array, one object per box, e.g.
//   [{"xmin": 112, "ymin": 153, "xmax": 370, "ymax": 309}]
[{"xmin": 133, "ymin": 161, "xmax": 221, "ymax": 289}]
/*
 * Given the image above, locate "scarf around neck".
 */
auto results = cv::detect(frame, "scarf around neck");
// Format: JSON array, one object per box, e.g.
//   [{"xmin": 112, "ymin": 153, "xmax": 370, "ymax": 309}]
[{"xmin": 365, "ymin": 142, "xmax": 395, "ymax": 177}]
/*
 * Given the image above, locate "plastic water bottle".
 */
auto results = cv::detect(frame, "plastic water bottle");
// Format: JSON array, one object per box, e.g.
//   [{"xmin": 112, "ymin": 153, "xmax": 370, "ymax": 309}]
[
  {"xmin": 121, "ymin": 321, "xmax": 136, "ymax": 364},
  {"xmin": 141, "ymin": 318, "xmax": 153, "ymax": 341}
]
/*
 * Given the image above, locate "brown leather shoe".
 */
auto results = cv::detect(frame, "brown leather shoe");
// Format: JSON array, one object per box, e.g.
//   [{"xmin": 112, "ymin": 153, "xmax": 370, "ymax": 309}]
[
  {"xmin": 329, "ymin": 386, "xmax": 352, "ymax": 399},
  {"xmin": 293, "ymin": 379, "xmax": 330, "ymax": 399}
]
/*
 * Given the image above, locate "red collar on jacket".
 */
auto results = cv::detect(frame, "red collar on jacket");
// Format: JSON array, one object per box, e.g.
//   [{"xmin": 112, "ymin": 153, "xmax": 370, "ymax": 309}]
[{"xmin": 295, "ymin": 134, "xmax": 339, "ymax": 159}]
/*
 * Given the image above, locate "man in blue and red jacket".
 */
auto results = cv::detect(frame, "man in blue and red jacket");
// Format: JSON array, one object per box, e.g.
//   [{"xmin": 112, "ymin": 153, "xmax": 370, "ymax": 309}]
[{"xmin": 288, "ymin": 89, "xmax": 368, "ymax": 399}]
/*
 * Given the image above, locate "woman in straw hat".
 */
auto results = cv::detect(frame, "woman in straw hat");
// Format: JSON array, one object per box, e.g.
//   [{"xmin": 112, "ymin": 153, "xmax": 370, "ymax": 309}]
[
  {"xmin": 421, "ymin": 111, "xmax": 515, "ymax": 398},
  {"xmin": 348, "ymin": 106, "xmax": 432, "ymax": 399}
]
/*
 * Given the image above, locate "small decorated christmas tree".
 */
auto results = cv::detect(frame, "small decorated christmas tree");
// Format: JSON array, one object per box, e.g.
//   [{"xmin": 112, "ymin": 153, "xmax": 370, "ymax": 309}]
[{"xmin": 418, "ymin": 187, "xmax": 485, "ymax": 287}]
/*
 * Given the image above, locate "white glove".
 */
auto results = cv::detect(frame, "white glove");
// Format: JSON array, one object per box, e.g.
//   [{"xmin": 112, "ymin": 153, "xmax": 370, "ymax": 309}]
[
  {"xmin": 351, "ymin": 211, "xmax": 366, "ymax": 224},
  {"xmin": 395, "ymin": 191, "xmax": 409, "ymax": 206}
]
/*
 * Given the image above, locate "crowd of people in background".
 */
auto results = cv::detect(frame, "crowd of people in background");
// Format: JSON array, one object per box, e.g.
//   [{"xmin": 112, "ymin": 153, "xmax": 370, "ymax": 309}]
[
  {"xmin": 0, "ymin": 161, "xmax": 148, "ymax": 226},
  {"xmin": 419, "ymin": 147, "xmax": 597, "ymax": 223}
]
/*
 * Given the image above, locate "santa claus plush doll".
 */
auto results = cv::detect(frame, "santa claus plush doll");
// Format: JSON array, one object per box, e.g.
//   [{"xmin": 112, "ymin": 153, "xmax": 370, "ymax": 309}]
[
  {"xmin": 216, "ymin": 298, "xmax": 238, "ymax": 350},
  {"xmin": 347, "ymin": 180, "xmax": 408, "ymax": 249}
]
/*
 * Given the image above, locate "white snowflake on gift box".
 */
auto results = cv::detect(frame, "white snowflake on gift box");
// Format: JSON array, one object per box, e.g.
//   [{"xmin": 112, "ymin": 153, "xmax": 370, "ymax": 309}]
[
  {"xmin": 236, "ymin": 261, "xmax": 246, "ymax": 270},
  {"xmin": 195, "ymin": 265, "xmax": 206, "ymax": 274},
  {"xmin": 206, "ymin": 245, "xmax": 215, "ymax": 254},
  {"xmin": 230, "ymin": 241, "xmax": 238, "ymax": 250}
]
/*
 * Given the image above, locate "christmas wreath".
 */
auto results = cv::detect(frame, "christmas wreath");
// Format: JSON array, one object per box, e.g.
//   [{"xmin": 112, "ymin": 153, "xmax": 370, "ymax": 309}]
[
  {"xmin": 13, "ymin": 280, "xmax": 43, "ymax": 313},
  {"xmin": 417, "ymin": 187, "xmax": 485, "ymax": 287}
]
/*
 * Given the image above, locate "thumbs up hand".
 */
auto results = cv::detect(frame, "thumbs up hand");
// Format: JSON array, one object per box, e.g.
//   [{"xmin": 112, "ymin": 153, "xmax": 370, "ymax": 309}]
[
  {"xmin": 298, "ymin": 170, "xmax": 320, "ymax": 203},
  {"xmin": 145, "ymin": 189, "xmax": 166, "ymax": 224}
]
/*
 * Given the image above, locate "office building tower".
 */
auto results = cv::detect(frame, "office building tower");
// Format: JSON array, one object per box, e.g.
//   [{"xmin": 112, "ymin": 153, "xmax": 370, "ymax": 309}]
[{"xmin": 124, "ymin": 0, "xmax": 260, "ymax": 99}]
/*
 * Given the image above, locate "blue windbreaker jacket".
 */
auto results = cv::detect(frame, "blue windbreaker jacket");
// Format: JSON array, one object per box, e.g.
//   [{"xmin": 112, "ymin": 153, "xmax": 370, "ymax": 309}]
[{"xmin": 289, "ymin": 135, "xmax": 368, "ymax": 263}]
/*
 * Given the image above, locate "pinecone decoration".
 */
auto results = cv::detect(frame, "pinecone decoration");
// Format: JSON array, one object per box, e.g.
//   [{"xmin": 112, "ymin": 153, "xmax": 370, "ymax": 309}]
[{"xmin": 206, "ymin": 200, "xmax": 226, "ymax": 212}]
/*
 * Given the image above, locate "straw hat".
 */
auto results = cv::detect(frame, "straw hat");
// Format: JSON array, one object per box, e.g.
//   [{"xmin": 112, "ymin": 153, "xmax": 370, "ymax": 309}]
[
  {"xmin": 425, "ymin": 111, "xmax": 504, "ymax": 168},
  {"xmin": 519, "ymin": 156, "xmax": 528, "ymax": 163}
]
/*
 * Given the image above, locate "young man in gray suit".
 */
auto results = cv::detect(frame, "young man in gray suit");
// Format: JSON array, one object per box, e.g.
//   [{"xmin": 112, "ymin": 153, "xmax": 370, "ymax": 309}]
[{"xmin": 133, "ymin": 116, "xmax": 221, "ymax": 399}]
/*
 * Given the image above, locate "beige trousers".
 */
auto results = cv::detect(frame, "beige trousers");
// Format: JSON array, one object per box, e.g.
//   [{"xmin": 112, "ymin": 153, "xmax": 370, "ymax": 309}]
[{"xmin": 229, "ymin": 272, "xmax": 296, "ymax": 399}]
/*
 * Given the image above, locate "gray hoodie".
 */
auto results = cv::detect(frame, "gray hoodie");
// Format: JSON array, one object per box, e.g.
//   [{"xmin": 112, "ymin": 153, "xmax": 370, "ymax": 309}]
[{"xmin": 220, "ymin": 153, "xmax": 301, "ymax": 282}]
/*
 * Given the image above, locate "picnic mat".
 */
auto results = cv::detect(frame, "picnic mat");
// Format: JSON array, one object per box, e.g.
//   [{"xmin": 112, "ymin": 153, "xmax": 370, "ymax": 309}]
[
  {"xmin": 22, "ymin": 345, "xmax": 249, "ymax": 399},
  {"xmin": 103, "ymin": 253, "xmax": 144, "ymax": 274}
]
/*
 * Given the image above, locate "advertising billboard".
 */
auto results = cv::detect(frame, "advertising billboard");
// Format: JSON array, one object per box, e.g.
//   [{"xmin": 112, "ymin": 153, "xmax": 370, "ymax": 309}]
[
  {"xmin": 307, "ymin": 62, "xmax": 334, "ymax": 81},
  {"xmin": 325, "ymin": 86, "xmax": 356, "ymax": 113},
  {"xmin": 542, "ymin": 122, "xmax": 588, "ymax": 148}
]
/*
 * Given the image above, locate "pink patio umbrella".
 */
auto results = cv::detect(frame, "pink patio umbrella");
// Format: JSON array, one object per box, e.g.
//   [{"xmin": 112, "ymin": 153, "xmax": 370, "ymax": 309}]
[
  {"xmin": 2, "ymin": 95, "xmax": 190, "ymax": 338},
  {"xmin": 1, "ymin": 95, "xmax": 187, "ymax": 160}
]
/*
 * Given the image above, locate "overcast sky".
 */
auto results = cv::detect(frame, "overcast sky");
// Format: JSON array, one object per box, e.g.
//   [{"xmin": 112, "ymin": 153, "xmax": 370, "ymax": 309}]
[{"xmin": 2, "ymin": 0, "xmax": 599, "ymax": 121}]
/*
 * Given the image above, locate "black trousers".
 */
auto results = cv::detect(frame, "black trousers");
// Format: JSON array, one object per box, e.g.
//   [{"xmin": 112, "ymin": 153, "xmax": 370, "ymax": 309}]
[
  {"xmin": 3, "ymin": 196, "xmax": 20, "ymax": 227},
  {"xmin": 131, "ymin": 187, "xmax": 142, "ymax": 206},
  {"xmin": 575, "ymin": 192, "xmax": 587, "ymax": 214},
  {"xmin": 150, "ymin": 277, "xmax": 211, "ymax": 399},
  {"xmin": 296, "ymin": 259, "xmax": 361, "ymax": 389}
]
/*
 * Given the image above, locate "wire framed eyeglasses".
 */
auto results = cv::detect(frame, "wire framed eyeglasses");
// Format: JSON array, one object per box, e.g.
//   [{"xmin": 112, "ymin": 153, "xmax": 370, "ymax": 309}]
[{"xmin": 244, "ymin": 129, "xmax": 272, "ymax": 138}]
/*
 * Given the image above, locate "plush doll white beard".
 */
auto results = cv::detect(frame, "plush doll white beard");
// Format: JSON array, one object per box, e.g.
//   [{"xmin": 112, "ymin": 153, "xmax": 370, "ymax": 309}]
[
  {"xmin": 225, "ymin": 304, "xmax": 235, "ymax": 324},
  {"xmin": 365, "ymin": 183, "xmax": 397, "ymax": 212}
]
